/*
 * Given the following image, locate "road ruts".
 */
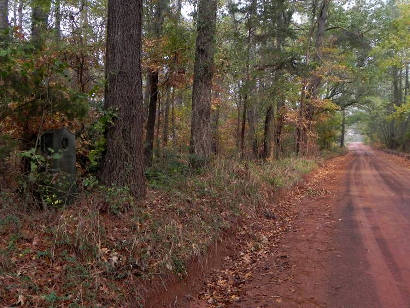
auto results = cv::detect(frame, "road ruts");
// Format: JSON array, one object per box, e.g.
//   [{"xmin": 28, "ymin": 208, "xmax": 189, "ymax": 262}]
[{"xmin": 329, "ymin": 143, "xmax": 410, "ymax": 308}]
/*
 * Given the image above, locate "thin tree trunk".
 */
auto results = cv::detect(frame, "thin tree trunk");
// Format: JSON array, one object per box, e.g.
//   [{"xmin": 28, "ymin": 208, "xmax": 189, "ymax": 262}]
[
  {"xmin": 240, "ymin": 95, "xmax": 247, "ymax": 158},
  {"xmin": 101, "ymin": 0, "xmax": 145, "ymax": 198},
  {"xmin": 247, "ymin": 103, "xmax": 258, "ymax": 159},
  {"xmin": 298, "ymin": 0, "xmax": 329, "ymax": 156},
  {"xmin": 18, "ymin": 0, "xmax": 23, "ymax": 29},
  {"xmin": 262, "ymin": 105, "xmax": 274, "ymax": 160},
  {"xmin": 12, "ymin": 0, "xmax": 16, "ymax": 26},
  {"xmin": 399, "ymin": 66, "xmax": 403, "ymax": 104},
  {"xmin": 405, "ymin": 64, "xmax": 409, "ymax": 98},
  {"xmin": 211, "ymin": 105, "xmax": 220, "ymax": 155},
  {"xmin": 236, "ymin": 93, "xmax": 241, "ymax": 151},
  {"xmin": 340, "ymin": 109, "xmax": 346, "ymax": 148},
  {"xmin": 241, "ymin": 0, "xmax": 257, "ymax": 159},
  {"xmin": 190, "ymin": 0, "xmax": 217, "ymax": 164},
  {"xmin": 162, "ymin": 86, "xmax": 171, "ymax": 147},
  {"xmin": 55, "ymin": 0, "xmax": 61, "ymax": 39},
  {"xmin": 211, "ymin": 88, "xmax": 221, "ymax": 155},
  {"xmin": 393, "ymin": 66, "xmax": 400, "ymax": 105},
  {"xmin": 155, "ymin": 92, "xmax": 162, "ymax": 155},
  {"xmin": 144, "ymin": 71, "xmax": 159, "ymax": 165},
  {"xmin": 143, "ymin": 0, "xmax": 165, "ymax": 166},
  {"xmin": 274, "ymin": 102, "xmax": 284, "ymax": 160},
  {"xmin": 171, "ymin": 88, "xmax": 176, "ymax": 142},
  {"xmin": 143, "ymin": 72, "xmax": 151, "ymax": 118}
]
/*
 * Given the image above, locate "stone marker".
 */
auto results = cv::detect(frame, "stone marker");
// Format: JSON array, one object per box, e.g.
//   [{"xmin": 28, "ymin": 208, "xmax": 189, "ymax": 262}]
[{"xmin": 40, "ymin": 128, "xmax": 76, "ymax": 204}]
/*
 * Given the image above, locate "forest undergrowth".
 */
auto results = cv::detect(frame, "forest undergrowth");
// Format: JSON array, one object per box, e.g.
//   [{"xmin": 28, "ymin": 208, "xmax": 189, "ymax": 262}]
[{"xmin": 0, "ymin": 149, "xmax": 344, "ymax": 306}]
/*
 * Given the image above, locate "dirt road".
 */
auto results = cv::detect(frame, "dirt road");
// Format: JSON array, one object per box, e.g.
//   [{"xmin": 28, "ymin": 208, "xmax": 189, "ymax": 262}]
[
  {"xmin": 328, "ymin": 143, "xmax": 410, "ymax": 307},
  {"xmin": 180, "ymin": 143, "xmax": 410, "ymax": 308}
]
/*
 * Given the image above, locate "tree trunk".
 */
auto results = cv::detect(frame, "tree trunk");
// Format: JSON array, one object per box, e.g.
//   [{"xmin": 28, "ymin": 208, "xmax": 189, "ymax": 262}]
[
  {"xmin": 340, "ymin": 109, "xmax": 346, "ymax": 148},
  {"xmin": 247, "ymin": 103, "xmax": 258, "ymax": 159},
  {"xmin": 274, "ymin": 101, "xmax": 284, "ymax": 160},
  {"xmin": 298, "ymin": 0, "xmax": 329, "ymax": 156},
  {"xmin": 162, "ymin": 86, "xmax": 171, "ymax": 147},
  {"xmin": 240, "ymin": 94, "xmax": 247, "ymax": 158},
  {"xmin": 262, "ymin": 105, "xmax": 274, "ymax": 160},
  {"xmin": 190, "ymin": 0, "xmax": 217, "ymax": 164},
  {"xmin": 12, "ymin": 0, "xmax": 16, "ymax": 26},
  {"xmin": 241, "ymin": 0, "xmax": 257, "ymax": 159},
  {"xmin": 143, "ymin": 72, "xmax": 151, "ymax": 118},
  {"xmin": 0, "ymin": 0, "xmax": 8, "ymax": 40},
  {"xmin": 393, "ymin": 66, "xmax": 401, "ymax": 105},
  {"xmin": 155, "ymin": 91, "xmax": 162, "ymax": 155},
  {"xmin": 236, "ymin": 93, "xmax": 241, "ymax": 151},
  {"xmin": 101, "ymin": 0, "xmax": 145, "ymax": 199},
  {"xmin": 81, "ymin": 0, "xmax": 89, "ymax": 31},
  {"xmin": 17, "ymin": 0, "xmax": 23, "ymax": 29},
  {"xmin": 405, "ymin": 64, "xmax": 409, "ymax": 98},
  {"xmin": 171, "ymin": 88, "xmax": 176, "ymax": 142},
  {"xmin": 143, "ymin": 0, "xmax": 166, "ymax": 166},
  {"xmin": 144, "ymin": 70, "xmax": 159, "ymax": 165},
  {"xmin": 31, "ymin": 0, "xmax": 51, "ymax": 48},
  {"xmin": 211, "ymin": 89, "xmax": 221, "ymax": 155},
  {"xmin": 55, "ymin": 0, "xmax": 61, "ymax": 39}
]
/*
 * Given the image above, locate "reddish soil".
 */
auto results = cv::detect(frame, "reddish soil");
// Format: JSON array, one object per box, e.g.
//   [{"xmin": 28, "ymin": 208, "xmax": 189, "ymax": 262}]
[
  {"xmin": 149, "ymin": 143, "xmax": 410, "ymax": 308},
  {"xmin": 151, "ymin": 143, "xmax": 410, "ymax": 308},
  {"xmin": 147, "ymin": 151, "xmax": 349, "ymax": 307}
]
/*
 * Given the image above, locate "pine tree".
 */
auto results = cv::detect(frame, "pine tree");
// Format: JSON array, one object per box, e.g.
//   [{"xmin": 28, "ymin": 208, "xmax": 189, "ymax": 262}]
[
  {"xmin": 101, "ymin": 0, "xmax": 146, "ymax": 198},
  {"xmin": 190, "ymin": 0, "xmax": 217, "ymax": 164}
]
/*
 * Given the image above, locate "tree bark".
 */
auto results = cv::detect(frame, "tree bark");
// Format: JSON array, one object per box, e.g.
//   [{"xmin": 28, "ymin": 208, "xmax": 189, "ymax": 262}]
[
  {"xmin": 340, "ymin": 109, "xmax": 346, "ymax": 148},
  {"xmin": 262, "ymin": 105, "xmax": 274, "ymax": 160},
  {"xmin": 143, "ymin": 72, "xmax": 151, "ymax": 118},
  {"xmin": 393, "ymin": 66, "xmax": 401, "ymax": 105},
  {"xmin": 241, "ymin": 0, "xmax": 257, "ymax": 159},
  {"xmin": 144, "ymin": 71, "xmax": 159, "ymax": 165},
  {"xmin": 274, "ymin": 101, "xmax": 284, "ymax": 159},
  {"xmin": 101, "ymin": 0, "xmax": 145, "ymax": 198},
  {"xmin": 298, "ymin": 0, "xmax": 330, "ymax": 156},
  {"xmin": 17, "ymin": 0, "xmax": 23, "ymax": 29},
  {"xmin": 240, "ymin": 96, "xmax": 247, "ymax": 158},
  {"xmin": 211, "ymin": 89, "xmax": 221, "ymax": 155},
  {"xmin": 247, "ymin": 102, "xmax": 258, "ymax": 158},
  {"xmin": 162, "ymin": 86, "xmax": 171, "ymax": 147},
  {"xmin": 190, "ymin": 0, "xmax": 217, "ymax": 163},
  {"xmin": 405, "ymin": 64, "xmax": 409, "ymax": 98},
  {"xmin": 54, "ymin": 0, "xmax": 61, "ymax": 39},
  {"xmin": 155, "ymin": 91, "xmax": 162, "ymax": 155},
  {"xmin": 236, "ymin": 92, "xmax": 241, "ymax": 151},
  {"xmin": 143, "ymin": 0, "xmax": 166, "ymax": 166},
  {"xmin": 171, "ymin": 88, "xmax": 176, "ymax": 142}
]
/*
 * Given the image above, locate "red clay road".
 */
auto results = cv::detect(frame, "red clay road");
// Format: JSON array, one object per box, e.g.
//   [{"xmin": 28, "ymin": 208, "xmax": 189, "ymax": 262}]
[
  {"xmin": 162, "ymin": 143, "xmax": 410, "ymax": 308},
  {"xmin": 226, "ymin": 143, "xmax": 410, "ymax": 308},
  {"xmin": 328, "ymin": 143, "xmax": 410, "ymax": 307}
]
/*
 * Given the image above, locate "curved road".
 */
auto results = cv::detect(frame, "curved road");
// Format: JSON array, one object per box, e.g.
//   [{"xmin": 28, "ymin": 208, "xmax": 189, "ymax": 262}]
[{"xmin": 329, "ymin": 143, "xmax": 410, "ymax": 307}]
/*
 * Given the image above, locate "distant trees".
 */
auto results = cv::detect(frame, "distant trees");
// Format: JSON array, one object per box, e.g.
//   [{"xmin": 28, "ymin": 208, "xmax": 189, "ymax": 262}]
[
  {"xmin": 100, "ymin": 0, "xmax": 145, "ymax": 198},
  {"xmin": 0, "ymin": 0, "xmax": 408, "ymax": 204}
]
